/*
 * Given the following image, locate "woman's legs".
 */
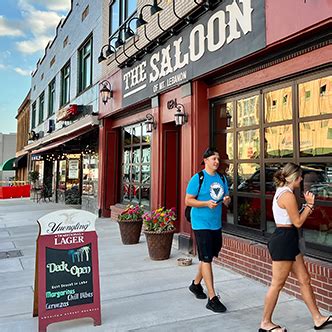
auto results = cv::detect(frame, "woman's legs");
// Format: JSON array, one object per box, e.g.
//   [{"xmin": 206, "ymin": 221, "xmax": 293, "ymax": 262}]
[
  {"xmin": 260, "ymin": 260, "xmax": 293, "ymax": 331},
  {"xmin": 291, "ymin": 254, "xmax": 330, "ymax": 327}
]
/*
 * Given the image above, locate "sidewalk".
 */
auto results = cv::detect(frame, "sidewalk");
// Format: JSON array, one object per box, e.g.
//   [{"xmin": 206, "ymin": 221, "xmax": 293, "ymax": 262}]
[{"xmin": 0, "ymin": 198, "xmax": 328, "ymax": 331}]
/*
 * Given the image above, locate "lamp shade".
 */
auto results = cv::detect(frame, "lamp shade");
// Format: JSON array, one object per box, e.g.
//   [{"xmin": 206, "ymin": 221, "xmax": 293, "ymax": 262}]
[{"xmin": 100, "ymin": 81, "xmax": 112, "ymax": 105}]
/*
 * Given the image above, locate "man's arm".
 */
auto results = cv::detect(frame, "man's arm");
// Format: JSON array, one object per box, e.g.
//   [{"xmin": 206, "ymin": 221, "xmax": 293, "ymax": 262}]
[{"xmin": 185, "ymin": 194, "xmax": 218, "ymax": 209}]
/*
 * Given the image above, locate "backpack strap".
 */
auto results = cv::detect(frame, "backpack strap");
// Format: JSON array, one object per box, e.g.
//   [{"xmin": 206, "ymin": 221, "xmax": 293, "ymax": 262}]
[
  {"xmin": 217, "ymin": 171, "xmax": 227, "ymax": 186},
  {"xmin": 195, "ymin": 170, "xmax": 204, "ymax": 198}
]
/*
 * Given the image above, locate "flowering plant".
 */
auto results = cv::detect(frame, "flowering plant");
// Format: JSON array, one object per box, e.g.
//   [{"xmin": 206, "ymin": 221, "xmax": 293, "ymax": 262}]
[
  {"xmin": 143, "ymin": 207, "xmax": 176, "ymax": 232},
  {"xmin": 118, "ymin": 205, "xmax": 145, "ymax": 222}
]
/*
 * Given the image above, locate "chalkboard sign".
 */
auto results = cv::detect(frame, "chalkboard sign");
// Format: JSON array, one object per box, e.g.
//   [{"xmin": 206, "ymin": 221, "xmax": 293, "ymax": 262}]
[
  {"xmin": 33, "ymin": 209, "xmax": 101, "ymax": 332},
  {"xmin": 45, "ymin": 244, "xmax": 93, "ymax": 310}
]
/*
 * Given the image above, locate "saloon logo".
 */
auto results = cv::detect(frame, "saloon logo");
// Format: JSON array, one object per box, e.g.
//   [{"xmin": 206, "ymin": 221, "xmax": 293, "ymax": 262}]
[{"xmin": 122, "ymin": 0, "xmax": 265, "ymax": 107}]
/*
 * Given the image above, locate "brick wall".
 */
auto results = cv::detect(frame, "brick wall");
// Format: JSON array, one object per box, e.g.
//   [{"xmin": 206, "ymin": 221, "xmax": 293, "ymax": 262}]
[
  {"xmin": 110, "ymin": 204, "xmax": 126, "ymax": 221},
  {"xmin": 216, "ymin": 234, "xmax": 332, "ymax": 312},
  {"xmin": 102, "ymin": 0, "xmax": 200, "ymax": 77}
]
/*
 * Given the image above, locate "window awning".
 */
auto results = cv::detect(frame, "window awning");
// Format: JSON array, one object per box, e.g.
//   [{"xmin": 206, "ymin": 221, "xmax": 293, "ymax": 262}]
[
  {"xmin": 25, "ymin": 114, "xmax": 99, "ymax": 152},
  {"xmin": 0, "ymin": 157, "xmax": 16, "ymax": 171},
  {"xmin": 13, "ymin": 154, "xmax": 27, "ymax": 169},
  {"xmin": 31, "ymin": 131, "xmax": 83, "ymax": 155}
]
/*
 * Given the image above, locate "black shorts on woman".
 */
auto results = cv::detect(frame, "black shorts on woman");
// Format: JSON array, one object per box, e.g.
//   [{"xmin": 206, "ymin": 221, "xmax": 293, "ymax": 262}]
[
  {"xmin": 268, "ymin": 226, "xmax": 300, "ymax": 261},
  {"xmin": 194, "ymin": 228, "xmax": 222, "ymax": 262}
]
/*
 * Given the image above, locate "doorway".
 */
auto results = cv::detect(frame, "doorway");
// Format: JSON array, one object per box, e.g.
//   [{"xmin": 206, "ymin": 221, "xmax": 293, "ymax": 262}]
[{"xmin": 162, "ymin": 122, "xmax": 181, "ymax": 229}]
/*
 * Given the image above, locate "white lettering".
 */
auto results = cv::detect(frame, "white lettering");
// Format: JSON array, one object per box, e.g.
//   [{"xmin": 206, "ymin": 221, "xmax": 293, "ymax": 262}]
[
  {"xmin": 149, "ymin": 52, "xmax": 160, "ymax": 82},
  {"xmin": 123, "ymin": 72, "xmax": 130, "ymax": 90},
  {"xmin": 54, "ymin": 235, "xmax": 84, "ymax": 245},
  {"xmin": 227, "ymin": 0, "xmax": 253, "ymax": 44},
  {"xmin": 173, "ymin": 37, "xmax": 189, "ymax": 71},
  {"xmin": 207, "ymin": 10, "xmax": 226, "ymax": 52},
  {"xmin": 124, "ymin": 1, "xmax": 254, "ymax": 96},
  {"xmin": 159, "ymin": 45, "xmax": 173, "ymax": 78},
  {"xmin": 189, "ymin": 24, "xmax": 205, "ymax": 62},
  {"xmin": 46, "ymin": 261, "xmax": 91, "ymax": 278}
]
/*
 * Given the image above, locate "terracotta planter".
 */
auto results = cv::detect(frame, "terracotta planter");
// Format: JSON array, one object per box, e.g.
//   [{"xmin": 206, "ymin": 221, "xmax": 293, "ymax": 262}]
[
  {"xmin": 117, "ymin": 219, "xmax": 143, "ymax": 245},
  {"xmin": 144, "ymin": 230, "xmax": 175, "ymax": 260}
]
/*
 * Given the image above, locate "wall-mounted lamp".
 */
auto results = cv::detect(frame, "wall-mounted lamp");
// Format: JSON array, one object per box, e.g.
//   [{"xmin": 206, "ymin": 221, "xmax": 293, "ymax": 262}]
[
  {"xmin": 99, "ymin": 80, "xmax": 113, "ymax": 105},
  {"xmin": 98, "ymin": 43, "xmax": 121, "ymax": 64},
  {"xmin": 226, "ymin": 109, "xmax": 232, "ymax": 127},
  {"xmin": 194, "ymin": 0, "xmax": 214, "ymax": 10},
  {"xmin": 137, "ymin": 0, "xmax": 163, "ymax": 28},
  {"xmin": 145, "ymin": 113, "xmax": 157, "ymax": 133},
  {"xmin": 167, "ymin": 98, "xmax": 188, "ymax": 126}
]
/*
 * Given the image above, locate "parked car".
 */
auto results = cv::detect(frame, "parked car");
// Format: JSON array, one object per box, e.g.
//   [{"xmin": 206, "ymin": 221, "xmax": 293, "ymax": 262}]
[{"xmin": 237, "ymin": 166, "xmax": 332, "ymax": 231}]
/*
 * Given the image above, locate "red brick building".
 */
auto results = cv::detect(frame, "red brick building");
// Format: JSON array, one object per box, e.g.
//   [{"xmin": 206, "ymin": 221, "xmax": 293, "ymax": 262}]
[{"xmin": 98, "ymin": 0, "xmax": 332, "ymax": 310}]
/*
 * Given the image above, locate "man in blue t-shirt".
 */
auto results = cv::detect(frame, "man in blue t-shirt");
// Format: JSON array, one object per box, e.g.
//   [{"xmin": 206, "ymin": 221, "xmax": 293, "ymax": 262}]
[{"xmin": 185, "ymin": 147, "xmax": 231, "ymax": 313}]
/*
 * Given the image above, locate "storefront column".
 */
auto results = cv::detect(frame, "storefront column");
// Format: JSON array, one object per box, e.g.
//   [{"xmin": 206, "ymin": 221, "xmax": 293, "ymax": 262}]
[{"xmin": 98, "ymin": 118, "xmax": 119, "ymax": 217}]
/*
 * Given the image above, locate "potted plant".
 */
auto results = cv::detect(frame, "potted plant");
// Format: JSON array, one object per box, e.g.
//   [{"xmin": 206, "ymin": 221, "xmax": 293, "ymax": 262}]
[
  {"xmin": 142, "ymin": 207, "xmax": 176, "ymax": 260},
  {"xmin": 28, "ymin": 170, "xmax": 40, "ymax": 189},
  {"xmin": 117, "ymin": 205, "xmax": 145, "ymax": 245}
]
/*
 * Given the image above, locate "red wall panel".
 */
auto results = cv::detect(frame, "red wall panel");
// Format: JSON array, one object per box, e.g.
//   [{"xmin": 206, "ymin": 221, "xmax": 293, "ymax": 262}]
[{"xmin": 266, "ymin": 0, "xmax": 332, "ymax": 45}]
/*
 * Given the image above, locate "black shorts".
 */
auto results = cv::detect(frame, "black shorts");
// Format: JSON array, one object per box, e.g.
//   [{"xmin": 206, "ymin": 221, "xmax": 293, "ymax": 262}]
[
  {"xmin": 194, "ymin": 229, "xmax": 222, "ymax": 263},
  {"xmin": 268, "ymin": 226, "xmax": 300, "ymax": 261}
]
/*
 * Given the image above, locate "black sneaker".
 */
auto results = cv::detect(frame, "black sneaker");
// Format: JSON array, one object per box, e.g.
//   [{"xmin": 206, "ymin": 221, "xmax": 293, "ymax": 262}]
[
  {"xmin": 189, "ymin": 281, "xmax": 207, "ymax": 299},
  {"xmin": 206, "ymin": 296, "xmax": 227, "ymax": 313}
]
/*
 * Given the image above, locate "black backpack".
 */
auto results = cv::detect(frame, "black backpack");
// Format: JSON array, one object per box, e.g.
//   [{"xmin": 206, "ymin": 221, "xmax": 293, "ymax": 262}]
[
  {"xmin": 185, "ymin": 171, "xmax": 204, "ymax": 223},
  {"xmin": 185, "ymin": 171, "xmax": 227, "ymax": 223}
]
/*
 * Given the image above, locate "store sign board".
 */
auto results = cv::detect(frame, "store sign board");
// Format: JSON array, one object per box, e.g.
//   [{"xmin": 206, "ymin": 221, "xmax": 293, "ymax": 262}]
[
  {"xmin": 56, "ymin": 104, "xmax": 79, "ymax": 121},
  {"xmin": 33, "ymin": 209, "xmax": 101, "ymax": 332},
  {"xmin": 122, "ymin": 0, "xmax": 266, "ymax": 108},
  {"xmin": 68, "ymin": 159, "xmax": 79, "ymax": 179}
]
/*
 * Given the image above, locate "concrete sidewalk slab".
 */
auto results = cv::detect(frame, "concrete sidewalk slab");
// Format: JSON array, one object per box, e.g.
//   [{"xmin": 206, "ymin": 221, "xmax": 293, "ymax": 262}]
[{"xmin": 0, "ymin": 198, "xmax": 329, "ymax": 332}]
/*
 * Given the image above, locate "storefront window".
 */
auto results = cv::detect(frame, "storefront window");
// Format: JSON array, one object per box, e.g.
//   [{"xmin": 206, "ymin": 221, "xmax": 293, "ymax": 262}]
[
  {"xmin": 238, "ymin": 129, "xmax": 260, "ymax": 159},
  {"xmin": 265, "ymin": 124, "xmax": 293, "ymax": 158},
  {"xmin": 299, "ymin": 75, "xmax": 332, "ymax": 117},
  {"xmin": 237, "ymin": 95, "xmax": 259, "ymax": 127},
  {"xmin": 65, "ymin": 155, "xmax": 81, "ymax": 205},
  {"xmin": 299, "ymin": 119, "xmax": 332, "ymax": 157},
  {"xmin": 34, "ymin": 160, "xmax": 44, "ymax": 187},
  {"xmin": 238, "ymin": 196, "xmax": 261, "ymax": 229},
  {"xmin": 82, "ymin": 153, "xmax": 99, "ymax": 197},
  {"xmin": 121, "ymin": 123, "xmax": 151, "ymax": 207},
  {"xmin": 215, "ymin": 132, "xmax": 234, "ymax": 160},
  {"xmin": 265, "ymin": 86, "xmax": 292, "ymax": 123},
  {"xmin": 212, "ymin": 72, "xmax": 332, "ymax": 258},
  {"xmin": 237, "ymin": 163, "xmax": 261, "ymax": 193},
  {"xmin": 58, "ymin": 160, "xmax": 66, "ymax": 190}
]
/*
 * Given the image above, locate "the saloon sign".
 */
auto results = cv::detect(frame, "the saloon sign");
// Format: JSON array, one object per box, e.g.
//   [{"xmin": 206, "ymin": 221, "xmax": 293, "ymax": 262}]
[{"xmin": 122, "ymin": 0, "xmax": 265, "ymax": 107}]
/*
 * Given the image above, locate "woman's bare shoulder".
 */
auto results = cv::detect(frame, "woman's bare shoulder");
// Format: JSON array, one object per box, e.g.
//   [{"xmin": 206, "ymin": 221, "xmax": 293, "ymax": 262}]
[{"xmin": 278, "ymin": 191, "xmax": 296, "ymax": 207}]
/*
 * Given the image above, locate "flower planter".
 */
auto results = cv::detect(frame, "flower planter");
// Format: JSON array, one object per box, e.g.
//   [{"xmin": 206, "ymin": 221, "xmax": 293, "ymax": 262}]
[
  {"xmin": 144, "ymin": 229, "xmax": 175, "ymax": 260},
  {"xmin": 117, "ymin": 219, "xmax": 143, "ymax": 245}
]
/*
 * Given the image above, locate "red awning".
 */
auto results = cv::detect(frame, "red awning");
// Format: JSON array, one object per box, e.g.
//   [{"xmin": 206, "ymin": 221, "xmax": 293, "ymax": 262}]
[
  {"xmin": 31, "ymin": 130, "xmax": 88, "ymax": 154},
  {"xmin": 25, "ymin": 114, "xmax": 99, "ymax": 152},
  {"xmin": 31, "ymin": 140, "xmax": 64, "ymax": 154}
]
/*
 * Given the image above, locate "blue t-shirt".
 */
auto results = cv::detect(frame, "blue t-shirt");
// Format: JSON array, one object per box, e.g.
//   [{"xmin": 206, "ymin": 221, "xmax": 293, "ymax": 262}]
[{"xmin": 186, "ymin": 169, "xmax": 229, "ymax": 230}]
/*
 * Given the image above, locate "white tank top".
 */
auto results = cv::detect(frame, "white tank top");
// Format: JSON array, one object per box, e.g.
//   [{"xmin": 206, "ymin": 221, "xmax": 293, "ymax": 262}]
[{"xmin": 272, "ymin": 186, "xmax": 293, "ymax": 225}]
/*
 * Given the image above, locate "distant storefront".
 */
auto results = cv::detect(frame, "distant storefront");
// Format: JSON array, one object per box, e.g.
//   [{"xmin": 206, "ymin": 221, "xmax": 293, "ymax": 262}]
[{"xmin": 29, "ymin": 116, "xmax": 99, "ymax": 214}]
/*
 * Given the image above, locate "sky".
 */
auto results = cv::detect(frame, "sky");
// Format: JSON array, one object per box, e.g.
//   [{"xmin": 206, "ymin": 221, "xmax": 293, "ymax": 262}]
[{"xmin": 0, "ymin": 0, "xmax": 71, "ymax": 134}]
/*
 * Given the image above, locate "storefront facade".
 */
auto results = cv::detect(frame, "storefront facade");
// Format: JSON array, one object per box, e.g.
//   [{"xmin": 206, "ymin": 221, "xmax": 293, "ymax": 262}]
[
  {"xmin": 99, "ymin": 0, "xmax": 331, "ymax": 310},
  {"xmin": 25, "ymin": 0, "xmax": 102, "ymax": 213}
]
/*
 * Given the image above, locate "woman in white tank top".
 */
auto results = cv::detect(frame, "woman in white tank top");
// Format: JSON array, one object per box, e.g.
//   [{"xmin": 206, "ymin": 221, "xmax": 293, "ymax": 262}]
[{"xmin": 259, "ymin": 163, "xmax": 331, "ymax": 332}]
